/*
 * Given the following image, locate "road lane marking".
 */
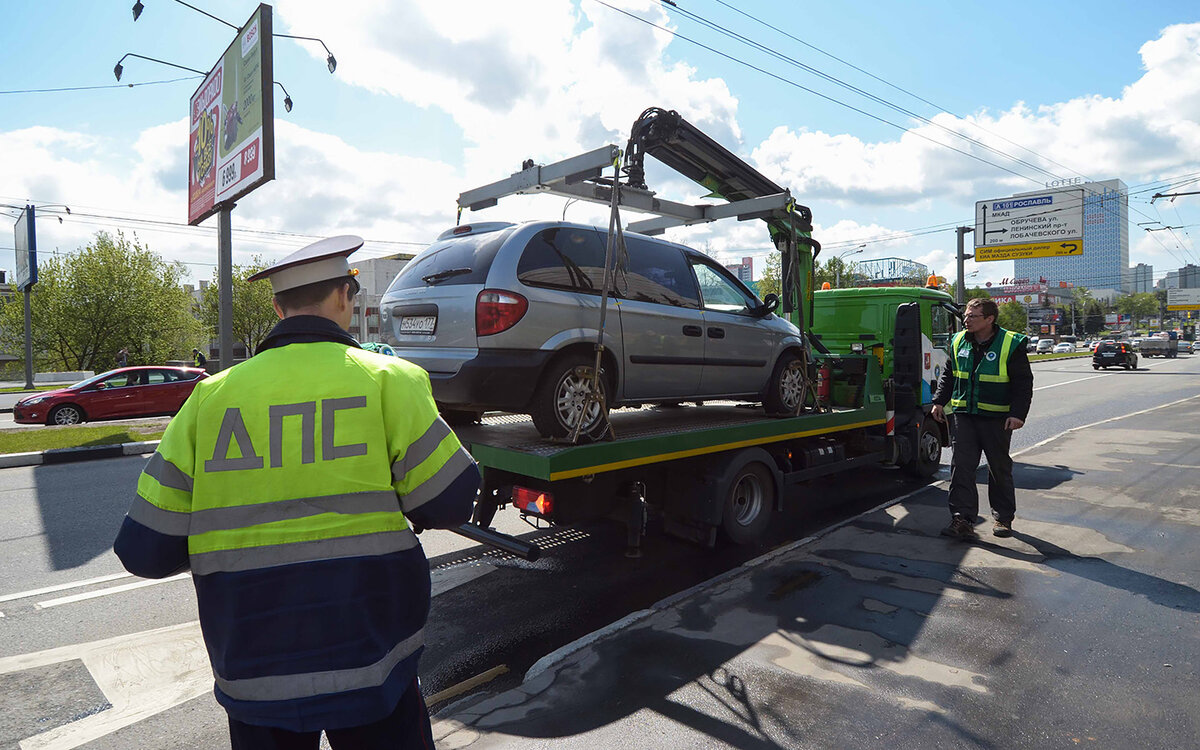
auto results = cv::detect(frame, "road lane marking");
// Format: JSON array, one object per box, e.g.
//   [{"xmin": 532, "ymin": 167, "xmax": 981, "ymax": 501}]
[
  {"xmin": 5, "ymin": 559, "xmax": 495, "ymax": 749},
  {"xmin": 1034, "ymin": 374, "xmax": 1103, "ymax": 391},
  {"xmin": 0, "ymin": 572, "xmax": 133, "ymax": 604},
  {"xmin": 37, "ymin": 573, "xmax": 191, "ymax": 609}
]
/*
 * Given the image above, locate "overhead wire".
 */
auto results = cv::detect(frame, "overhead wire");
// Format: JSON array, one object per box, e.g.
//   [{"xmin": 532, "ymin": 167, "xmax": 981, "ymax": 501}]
[
  {"xmin": 0, "ymin": 76, "xmax": 203, "ymax": 95},
  {"xmin": 704, "ymin": 0, "xmax": 1094, "ymax": 183},
  {"xmin": 664, "ymin": 1, "xmax": 1081, "ymax": 185},
  {"xmin": 597, "ymin": 0, "xmax": 1192, "ymax": 261}
]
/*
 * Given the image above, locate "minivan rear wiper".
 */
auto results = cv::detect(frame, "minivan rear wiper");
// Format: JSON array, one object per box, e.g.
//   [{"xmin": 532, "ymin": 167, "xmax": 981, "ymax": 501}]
[{"xmin": 421, "ymin": 268, "xmax": 472, "ymax": 284}]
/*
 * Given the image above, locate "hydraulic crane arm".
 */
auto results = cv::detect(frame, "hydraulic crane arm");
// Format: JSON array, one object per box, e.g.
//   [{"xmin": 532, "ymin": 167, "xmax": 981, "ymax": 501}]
[{"xmin": 623, "ymin": 107, "xmax": 816, "ymax": 248}]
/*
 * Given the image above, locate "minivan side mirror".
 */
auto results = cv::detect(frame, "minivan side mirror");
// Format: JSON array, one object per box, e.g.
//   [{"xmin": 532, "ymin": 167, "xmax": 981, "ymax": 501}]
[{"xmin": 755, "ymin": 293, "xmax": 780, "ymax": 317}]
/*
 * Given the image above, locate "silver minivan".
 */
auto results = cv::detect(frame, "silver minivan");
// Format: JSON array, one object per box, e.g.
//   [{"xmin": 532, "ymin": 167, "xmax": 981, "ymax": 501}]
[{"xmin": 381, "ymin": 220, "xmax": 805, "ymax": 439}]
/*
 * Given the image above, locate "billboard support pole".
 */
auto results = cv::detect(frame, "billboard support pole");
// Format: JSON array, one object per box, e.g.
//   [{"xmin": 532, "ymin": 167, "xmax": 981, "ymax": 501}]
[
  {"xmin": 23, "ymin": 289, "xmax": 33, "ymax": 390},
  {"xmin": 218, "ymin": 204, "xmax": 235, "ymax": 371}
]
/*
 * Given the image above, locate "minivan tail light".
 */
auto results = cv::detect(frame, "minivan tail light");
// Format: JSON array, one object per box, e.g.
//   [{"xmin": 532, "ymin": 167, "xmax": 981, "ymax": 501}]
[{"xmin": 476, "ymin": 290, "xmax": 528, "ymax": 336}]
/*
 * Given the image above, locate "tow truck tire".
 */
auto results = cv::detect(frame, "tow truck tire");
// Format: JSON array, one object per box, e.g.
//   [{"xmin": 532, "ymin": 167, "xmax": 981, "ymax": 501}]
[
  {"xmin": 530, "ymin": 353, "xmax": 610, "ymax": 441},
  {"xmin": 721, "ymin": 460, "xmax": 776, "ymax": 545},
  {"xmin": 764, "ymin": 352, "xmax": 806, "ymax": 415},
  {"xmin": 904, "ymin": 417, "xmax": 943, "ymax": 478}
]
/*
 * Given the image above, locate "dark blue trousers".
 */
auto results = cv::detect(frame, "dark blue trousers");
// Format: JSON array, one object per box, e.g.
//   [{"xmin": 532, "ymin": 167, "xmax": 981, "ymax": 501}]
[
  {"xmin": 227, "ymin": 678, "xmax": 434, "ymax": 750},
  {"xmin": 948, "ymin": 413, "xmax": 1016, "ymax": 523}
]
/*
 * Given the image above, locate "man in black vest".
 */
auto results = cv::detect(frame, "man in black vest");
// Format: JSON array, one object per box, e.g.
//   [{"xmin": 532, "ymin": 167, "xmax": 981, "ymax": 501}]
[{"xmin": 931, "ymin": 297, "xmax": 1033, "ymax": 540}]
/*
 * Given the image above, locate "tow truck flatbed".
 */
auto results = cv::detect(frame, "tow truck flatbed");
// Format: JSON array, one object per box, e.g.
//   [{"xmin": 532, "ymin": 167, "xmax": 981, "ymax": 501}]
[{"xmin": 457, "ymin": 401, "xmax": 885, "ymax": 482}]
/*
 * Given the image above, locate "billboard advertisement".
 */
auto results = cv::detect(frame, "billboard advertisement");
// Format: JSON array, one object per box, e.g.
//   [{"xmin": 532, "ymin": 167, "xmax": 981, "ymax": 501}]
[
  {"xmin": 13, "ymin": 205, "xmax": 37, "ymax": 291},
  {"xmin": 188, "ymin": 4, "xmax": 274, "ymax": 225}
]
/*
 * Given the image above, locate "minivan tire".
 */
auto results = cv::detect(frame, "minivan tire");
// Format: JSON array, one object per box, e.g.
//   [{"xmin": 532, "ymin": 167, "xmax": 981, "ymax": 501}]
[
  {"xmin": 764, "ymin": 352, "xmax": 806, "ymax": 416},
  {"xmin": 529, "ymin": 353, "xmax": 610, "ymax": 441}
]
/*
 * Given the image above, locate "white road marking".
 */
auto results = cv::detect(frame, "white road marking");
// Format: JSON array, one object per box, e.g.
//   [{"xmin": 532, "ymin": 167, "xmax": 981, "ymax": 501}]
[
  {"xmin": 0, "ymin": 572, "xmax": 133, "ymax": 604},
  {"xmin": 37, "ymin": 573, "xmax": 191, "ymax": 609},
  {"xmin": 1034, "ymin": 374, "xmax": 1103, "ymax": 391},
  {"xmin": 1034, "ymin": 353, "xmax": 1189, "ymax": 391},
  {"xmin": 6, "ymin": 560, "xmax": 495, "ymax": 749}
]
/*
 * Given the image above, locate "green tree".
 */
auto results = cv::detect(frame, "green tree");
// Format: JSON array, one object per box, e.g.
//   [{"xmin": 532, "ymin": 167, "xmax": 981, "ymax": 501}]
[
  {"xmin": 1116, "ymin": 292, "xmax": 1160, "ymax": 328},
  {"xmin": 0, "ymin": 231, "xmax": 202, "ymax": 372},
  {"xmin": 758, "ymin": 251, "xmax": 781, "ymax": 299},
  {"xmin": 998, "ymin": 301, "xmax": 1028, "ymax": 334},
  {"xmin": 199, "ymin": 256, "xmax": 279, "ymax": 356}
]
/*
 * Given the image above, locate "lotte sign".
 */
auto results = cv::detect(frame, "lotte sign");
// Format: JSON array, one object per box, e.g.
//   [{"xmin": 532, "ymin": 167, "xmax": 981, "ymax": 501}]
[{"xmin": 973, "ymin": 190, "xmax": 1084, "ymax": 262}]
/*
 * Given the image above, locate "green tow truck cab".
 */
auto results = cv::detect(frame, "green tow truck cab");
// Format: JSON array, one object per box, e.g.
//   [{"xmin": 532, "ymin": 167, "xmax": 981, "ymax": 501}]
[{"xmin": 812, "ymin": 285, "xmax": 961, "ymax": 475}]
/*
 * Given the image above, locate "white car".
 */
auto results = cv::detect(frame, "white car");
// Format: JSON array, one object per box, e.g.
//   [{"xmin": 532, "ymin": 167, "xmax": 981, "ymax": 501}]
[{"xmin": 1052, "ymin": 342, "xmax": 1075, "ymax": 353}]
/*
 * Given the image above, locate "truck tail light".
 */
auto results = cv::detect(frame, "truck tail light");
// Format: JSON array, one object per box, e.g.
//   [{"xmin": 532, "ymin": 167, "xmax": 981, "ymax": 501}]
[
  {"xmin": 512, "ymin": 486, "xmax": 553, "ymax": 516},
  {"xmin": 476, "ymin": 290, "xmax": 528, "ymax": 336}
]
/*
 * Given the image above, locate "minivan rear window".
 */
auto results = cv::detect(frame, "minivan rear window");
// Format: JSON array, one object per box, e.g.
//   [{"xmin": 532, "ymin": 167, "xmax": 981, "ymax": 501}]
[{"xmin": 386, "ymin": 227, "xmax": 514, "ymax": 292}]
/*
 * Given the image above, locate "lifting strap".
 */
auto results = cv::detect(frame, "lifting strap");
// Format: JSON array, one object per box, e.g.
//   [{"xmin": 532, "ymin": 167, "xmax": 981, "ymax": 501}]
[{"xmin": 570, "ymin": 153, "xmax": 627, "ymax": 443}]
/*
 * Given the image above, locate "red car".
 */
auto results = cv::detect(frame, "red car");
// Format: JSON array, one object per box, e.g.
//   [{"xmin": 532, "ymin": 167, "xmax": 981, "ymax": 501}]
[{"xmin": 13, "ymin": 366, "xmax": 208, "ymax": 426}]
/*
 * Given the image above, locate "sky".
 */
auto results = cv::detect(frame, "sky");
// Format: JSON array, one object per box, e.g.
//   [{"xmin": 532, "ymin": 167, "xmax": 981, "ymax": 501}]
[{"xmin": 3, "ymin": 0, "xmax": 1200, "ymax": 292}]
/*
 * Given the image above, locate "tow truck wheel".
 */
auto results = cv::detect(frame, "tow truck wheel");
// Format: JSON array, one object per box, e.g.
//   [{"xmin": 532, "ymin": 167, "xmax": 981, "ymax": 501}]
[
  {"xmin": 530, "ymin": 353, "xmax": 610, "ymax": 441},
  {"xmin": 721, "ymin": 461, "xmax": 776, "ymax": 545},
  {"xmin": 904, "ymin": 417, "xmax": 943, "ymax": 478},
  {"xmin": 764, "ymin": 352, "xmax": 806, "ymax": 415}
]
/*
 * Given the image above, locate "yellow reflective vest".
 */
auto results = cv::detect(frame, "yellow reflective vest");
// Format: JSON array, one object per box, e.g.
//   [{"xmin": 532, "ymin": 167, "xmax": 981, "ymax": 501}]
[
  {"xmin": 947, "ymin": 327, "xmax": 1027, "ymax": 415},
  {"xmin": 115, "ymin": 320, "xmax": 477, "ymax": 731}
]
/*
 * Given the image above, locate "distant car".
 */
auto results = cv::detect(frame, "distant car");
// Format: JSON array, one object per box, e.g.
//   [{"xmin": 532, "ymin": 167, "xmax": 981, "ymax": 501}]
[
  {"xmin": 12, "ymin": 366, "xmax": 208, "ymax": 425},
  {"xmin": 1093, "ymin": 342, "xmax": 1137, "ymax": 370},
  {"xmin": 1052, "ymin": 342, "xmax": 1074, "ymax": 353},
  {"xmin": 1089, "ymin": 340, "xmax": 1101, "ymax": 351},
  {"xmin": 1036, "ymin": 338, "xmax": 1055, "ymax": 353},
  {"xmin": 1179, "ymin": 340, "xmax": 1195, "ymax": 354}
]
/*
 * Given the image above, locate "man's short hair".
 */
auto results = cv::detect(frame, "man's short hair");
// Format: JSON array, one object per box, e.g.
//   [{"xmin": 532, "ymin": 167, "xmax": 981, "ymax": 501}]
[
  {"xmin": 966, "ymin": 296, "xmax": 999, "ymax": 320},
  {"xmin": 274, "ymin": 276, "xmax": 359, "ymax": 313}
]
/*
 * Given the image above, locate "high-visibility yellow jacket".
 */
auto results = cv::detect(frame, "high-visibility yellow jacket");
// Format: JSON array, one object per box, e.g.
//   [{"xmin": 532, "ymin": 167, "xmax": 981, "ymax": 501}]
[
  {"xmin": 114, "ymin": 316, "xmax": 479, "ymax": 731},
  {"xmin": 946, "ymin": 327, "xmax": 1027, "ymax": 415}
]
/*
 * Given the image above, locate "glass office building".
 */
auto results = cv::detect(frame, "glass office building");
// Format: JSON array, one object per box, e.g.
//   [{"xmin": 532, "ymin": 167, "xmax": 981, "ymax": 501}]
[{"xmin": 1013, "ymin": 179, "xmax": 1128, "ymax": 294}]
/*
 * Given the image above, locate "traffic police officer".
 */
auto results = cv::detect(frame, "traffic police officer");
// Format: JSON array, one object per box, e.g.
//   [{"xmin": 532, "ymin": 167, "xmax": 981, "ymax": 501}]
[
  {"xmin": 114, "ymin": 235, "xmax": 480, "ymax": 749},
  {"xmin": 931, "ymin": 296, "xmax": 1032, "ymax": 540}
]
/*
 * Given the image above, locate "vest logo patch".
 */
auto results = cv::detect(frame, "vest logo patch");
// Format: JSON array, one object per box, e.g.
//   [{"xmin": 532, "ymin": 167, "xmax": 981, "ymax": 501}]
[
  {"xmin": 986, "ymin": 351, "xmax": 998, "ymax": 361},
  {"xmin": 959, "ymin": 348, "xmax": 970, "ymax": 358}
]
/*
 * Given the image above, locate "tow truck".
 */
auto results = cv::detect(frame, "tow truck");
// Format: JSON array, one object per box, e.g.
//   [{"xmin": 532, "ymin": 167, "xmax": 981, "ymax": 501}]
[{"xmin": 448, "ymin": 108, "xmax": 959, "ymax": 558}]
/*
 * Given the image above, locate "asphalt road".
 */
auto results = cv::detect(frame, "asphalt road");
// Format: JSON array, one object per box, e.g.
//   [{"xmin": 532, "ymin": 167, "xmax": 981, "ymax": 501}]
[{"xmin": 0, "ymin": 351, "xmax": 1196, "ymax": 749}]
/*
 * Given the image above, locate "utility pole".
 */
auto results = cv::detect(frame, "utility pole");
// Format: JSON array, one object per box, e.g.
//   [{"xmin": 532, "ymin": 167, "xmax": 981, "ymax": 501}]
[{"xmin": 955, "ymin": 226, "xmax": 974, "ymax": 305}]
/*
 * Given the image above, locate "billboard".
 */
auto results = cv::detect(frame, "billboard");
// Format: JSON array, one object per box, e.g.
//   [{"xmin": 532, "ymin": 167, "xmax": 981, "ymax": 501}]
[
  {"xmin": 974, "ymin": 189, "xmax": 1084, "ymax": 262},
  {"xmin": 1167, "ymin": 288, "xmax": 1200, "ymax": 311},
  {"xmin": 188, "ymin": 4, "xmax": 274, "ymax": 225},
  {"xmin": 12, "ymin": 205, "xmax": 37, "ymax": 291}
]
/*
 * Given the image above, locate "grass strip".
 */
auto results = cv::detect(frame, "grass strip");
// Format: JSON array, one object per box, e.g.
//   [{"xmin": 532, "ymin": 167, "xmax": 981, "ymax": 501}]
[{"xmin": 0, "ymin": 424, "xmax": 165, "ymax": 454}]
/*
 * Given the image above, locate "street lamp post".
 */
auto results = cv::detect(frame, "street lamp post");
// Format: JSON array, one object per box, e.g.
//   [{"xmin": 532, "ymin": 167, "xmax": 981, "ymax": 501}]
[{"xmin": 836, "ymin": 245, "xmax": 865, "ymax": 287}]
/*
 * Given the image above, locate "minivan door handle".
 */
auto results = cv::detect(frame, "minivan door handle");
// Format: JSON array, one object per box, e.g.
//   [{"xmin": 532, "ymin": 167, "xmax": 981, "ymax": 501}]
[
  {"xmin": 707, "ymin": 327, "xmax": 725, "ymax": 339},
  {"xmin": 682, "ymin": 325, "xmax": 703, "ymax": 337}
]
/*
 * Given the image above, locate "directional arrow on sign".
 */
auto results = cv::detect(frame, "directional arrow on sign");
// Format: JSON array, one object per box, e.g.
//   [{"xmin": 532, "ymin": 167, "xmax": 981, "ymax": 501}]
[
  {"xmin": 985, "ymin": 228, "xmax": 1008, "ymax": 236},
  {"xmin": 1060, "ymin": 242, "xmax": 1080, "ymax": 253}
]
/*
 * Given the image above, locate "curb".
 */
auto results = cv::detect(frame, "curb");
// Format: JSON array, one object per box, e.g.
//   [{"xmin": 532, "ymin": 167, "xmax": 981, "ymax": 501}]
[{"xmin": 0, "ymin": 440, "xmax": 159, "ymax": 469}]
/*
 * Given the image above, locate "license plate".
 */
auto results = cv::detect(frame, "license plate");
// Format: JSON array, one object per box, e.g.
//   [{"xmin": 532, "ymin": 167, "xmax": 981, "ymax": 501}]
[
  {"xmin": 1102, "ymin": 353, "xmax": 1115, "ymax": 357},
  {"xmin": 399, "ymin": 315, "xmax": 437, "ymax": 334}
]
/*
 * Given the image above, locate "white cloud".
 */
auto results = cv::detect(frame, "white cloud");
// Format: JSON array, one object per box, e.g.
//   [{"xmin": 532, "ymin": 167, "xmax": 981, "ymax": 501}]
[{"xmin": 751, "ymin": 23, "xmax": 1200, "ymax": 211}]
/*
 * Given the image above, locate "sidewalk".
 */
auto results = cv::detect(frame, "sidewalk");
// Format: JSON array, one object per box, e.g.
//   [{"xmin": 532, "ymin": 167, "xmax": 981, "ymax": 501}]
[{"xmin": 431, "ymin": 399, "xmax": 1200, "ymax": 749}]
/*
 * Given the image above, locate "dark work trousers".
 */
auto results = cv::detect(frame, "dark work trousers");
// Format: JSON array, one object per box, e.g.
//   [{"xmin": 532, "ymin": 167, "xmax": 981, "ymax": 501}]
[
  {"xmin": 227, "ymin": 678, "xmax": 434, "ymax": 750},
  {"xmin": 948, "ymin": 413, "xmax": 1016, "ymax": 523}
]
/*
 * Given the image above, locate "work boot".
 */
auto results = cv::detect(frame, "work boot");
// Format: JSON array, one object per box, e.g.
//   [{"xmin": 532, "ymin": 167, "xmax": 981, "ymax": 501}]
[
  {"xmin": 992, "ymin": 519, "xmax": 1013, "ymax": 538},
  {"xmin": 940, "ymin": 516, "xmax": 979, "ymax": 540}
]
